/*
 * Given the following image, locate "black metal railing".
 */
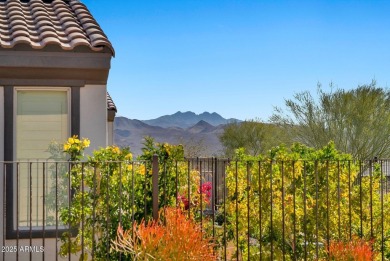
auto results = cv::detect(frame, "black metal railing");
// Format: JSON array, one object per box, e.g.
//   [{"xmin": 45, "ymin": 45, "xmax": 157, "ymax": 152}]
[{"xmin": 1, "ymin": 158, "xmax": 390, "ymax": 260}]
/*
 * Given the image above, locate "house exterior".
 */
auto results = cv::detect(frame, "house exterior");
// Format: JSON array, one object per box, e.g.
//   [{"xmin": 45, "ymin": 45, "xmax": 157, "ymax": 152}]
[{"xmin": 0, "ymin": 0, "xmax": 115, "ymax": 259}]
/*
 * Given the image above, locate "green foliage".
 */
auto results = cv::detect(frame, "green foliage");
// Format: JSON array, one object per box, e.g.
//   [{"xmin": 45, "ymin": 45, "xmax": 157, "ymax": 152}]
[
  {"xmin": 139, "ymin": 136, "xmax": 185, "ymax": 209},
  {"xmin": 139, "ymin": 136, "xmax": 184, "ymax": 163},
  {"xmin": 139, "ymin": 137, "xmax": 211, "ymax": 222},
  {"xmin": 271, "ymin": 81, "xmax": 390, "ymax": 159},
  {"xmin": 57, "ymin": 135, "xmax": 390, "ymax": 260},
  {"xmin": 60, "ymin": 145, "xmax": 137, "ymax": 260},
  {"xmin": 59, "ymin": 136, "xmax": 186, "ymax": 260},
  {"xmin": 220, "ymin": 120, "xmax": 290, "ymax": 158},
  {"xmin": 222, "ymin": 142, "xmax": 390, "ymax": 260}
]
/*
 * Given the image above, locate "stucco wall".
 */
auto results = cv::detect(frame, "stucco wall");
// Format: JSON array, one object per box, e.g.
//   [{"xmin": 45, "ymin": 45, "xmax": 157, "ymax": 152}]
[
  {"xmin": 0, "ymin": 86, "xmax": 3, "ymax": 162},
  {"xmin": 80, "ymin": 85, "xmax": 108, "ymax": 155},
  {"xmin": 107, "ymin": 121, "xmax": 114, "ymax": 145}
]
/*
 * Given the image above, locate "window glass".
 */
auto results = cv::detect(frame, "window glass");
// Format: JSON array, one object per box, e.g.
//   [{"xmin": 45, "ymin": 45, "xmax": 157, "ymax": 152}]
[
  {"xmin": 16, "ymin": 91, "xmax": 68, "ymax": 160},
  {"xmin": 16, "ymin": 90, "xmax": 69, "ymax": 228}
]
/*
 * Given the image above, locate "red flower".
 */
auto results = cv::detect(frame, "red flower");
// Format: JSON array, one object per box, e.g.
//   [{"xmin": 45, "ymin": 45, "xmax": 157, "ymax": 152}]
[{"xmin": 177, "ymin": 194, "xmax": 189, "ymax": 210}]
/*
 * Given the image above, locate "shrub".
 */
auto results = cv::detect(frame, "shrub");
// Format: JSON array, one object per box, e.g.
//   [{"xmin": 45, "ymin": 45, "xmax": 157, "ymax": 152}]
[
  {"xmin": 60, "ymin": 143, "xmax": 138, "ymax": 260},
  {"xmin": 59, "ymin": 136, "xmax": 188, "ymax": 260},
  {"xmin": 222, "ymin": 143, "xmax": 390, "ymax": 260},
  {"xmin": 327, "ymin": 237, "xmax": 376, "ymax": 260},
  {"xmin": 111, "ymin": 207, "xmax": 218, "ymax": 260}
]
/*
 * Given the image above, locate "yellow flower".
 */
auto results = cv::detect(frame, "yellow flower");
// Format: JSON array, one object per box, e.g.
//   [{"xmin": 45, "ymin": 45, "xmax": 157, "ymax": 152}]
[
  {"xmin": 125, "ymin": 153, "xmax": 133, "ymax": 160},
  {"xmin": 138, "ymin": 165, "xmax": 146, "ymax": 175},
  {"xmin": 63, "ymin": 143, "xmax": 71, "ymax": 151},
  {"xmin": 127, "ymin": 164, "xmax": 133, "ymax": 171},
  {"xmin": 68, "ymin": 135, "xmax": 80, "ymax": 145},
  {"xmin": 82, "ymin": 139, "xmax": 90, "ymax": 148},
  {"xmin": 112, "ymin": 146, "xmax": 120, "ymax": 154}
]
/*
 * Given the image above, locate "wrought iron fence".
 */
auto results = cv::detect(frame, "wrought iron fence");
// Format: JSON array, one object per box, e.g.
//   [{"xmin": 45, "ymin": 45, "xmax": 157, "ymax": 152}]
[{"xmin": 1, "ymin": 158, "xmax": 390, "ymax": 260}]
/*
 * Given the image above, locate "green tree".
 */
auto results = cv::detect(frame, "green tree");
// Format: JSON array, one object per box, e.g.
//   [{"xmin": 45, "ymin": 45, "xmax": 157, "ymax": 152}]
[
  {"xmin": 219, "ymin": 120, "xmax": 289, "ymax": 158},
  {"xmin": 271, "ymin": 81, "xmax": 390, "ymax": 159}
]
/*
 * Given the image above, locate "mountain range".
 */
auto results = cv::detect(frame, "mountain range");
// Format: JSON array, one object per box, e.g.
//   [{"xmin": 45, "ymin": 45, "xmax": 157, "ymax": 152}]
[
  {"xmin": 141, "ymin": 111, "xmax": 238, "ymax": 128},
  {"xmin": 114, "ymin": 111, "xmax": 240, "ymax": 156}
]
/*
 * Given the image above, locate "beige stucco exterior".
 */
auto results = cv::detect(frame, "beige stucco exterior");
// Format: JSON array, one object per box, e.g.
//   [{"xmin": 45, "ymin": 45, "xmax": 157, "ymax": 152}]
[
  {"xmin": 80, "ymin": 84, "xmax": 109, "ymax": 154},
  {"xmin": 107, "ymin": 121, "xmax": 114, "ymax": 146}
]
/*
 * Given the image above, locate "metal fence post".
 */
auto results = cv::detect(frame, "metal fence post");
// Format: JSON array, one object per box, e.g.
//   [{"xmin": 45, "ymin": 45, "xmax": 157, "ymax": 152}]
[{"xmin": 152, "ymin": 154, "xmax": 159, "ymax": 221}]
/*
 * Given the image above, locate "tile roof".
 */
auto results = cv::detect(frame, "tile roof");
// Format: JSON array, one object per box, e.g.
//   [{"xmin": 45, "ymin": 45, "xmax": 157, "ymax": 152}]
[
  {"xmin": 0, "ymin": 0, "xmax": 114, "ymax": 55},
  {"xmin": 107, "ymin": 92, "xmax": 117, "ymax": 112}
]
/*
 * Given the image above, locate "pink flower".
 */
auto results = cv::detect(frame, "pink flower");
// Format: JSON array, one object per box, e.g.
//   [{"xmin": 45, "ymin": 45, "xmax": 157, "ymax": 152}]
[{"xmin": 198, "ymin": 182, "xmax": 212, "ymax": 203}]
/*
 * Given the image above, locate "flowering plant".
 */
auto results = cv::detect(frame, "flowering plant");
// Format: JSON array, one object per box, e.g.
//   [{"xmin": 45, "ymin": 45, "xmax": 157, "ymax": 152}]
[
  {"xmin": 63, "ymin": 135, "xmax": 90, "ymax": 161},
  {"xmin": 60, "ymin": 136, "xmax": 187, "ymax": 260},
  {"xmin": 112, "ymin": 207, "xmax": 217, "ymax": 260},
  {"xmin": 327, "ymin": 237, "xmax": 376, "ymax": 260},
  {"xmin": 222, "ymin": 142, "xmax": 390, "ymax": 259},
  {"xmin": 177, "ymin": 181, "xmax": 213, "ymax": 212},
  {"xmin": 199, "ymin": 181, "xmax": 212, "ymax": 203},
  {"xmin": 177, "ymin": 194, "xmax": 190, "ymax": 210},
  {"xmin": 60, "ymin": 138, "xmax": 144, "ymax": 260}
]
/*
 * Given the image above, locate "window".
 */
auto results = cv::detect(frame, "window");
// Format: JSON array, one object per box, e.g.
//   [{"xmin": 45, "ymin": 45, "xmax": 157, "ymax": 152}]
[
  {"xmin": 16, "ymin": 90, "xmax": 69, "ymax": 160},
  {"xmin": 16, "ymin": 89, "xmax": 69, "ymax": 229},
  {"xmin": 4, "ymin": 86, "xmax": 80, "ymax": 238}
]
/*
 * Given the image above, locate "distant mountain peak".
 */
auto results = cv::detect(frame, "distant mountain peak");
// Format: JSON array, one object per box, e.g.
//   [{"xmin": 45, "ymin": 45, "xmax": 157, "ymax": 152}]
[
  {"xmin": 174, "ymin": 111, "xmax": 195, "ymax": 115},
  {"xmin": 173, "ymin": 111, "xmax": 217, "ymax": 117},
  {"xmin": 196, "ymin": 119, "xmax": 212, "ymax": 125},
  {"xmin": 192, "ymin": 120, "xmax": 214, "ymax": 129},
  {"xmin": 141, "ymin": 111, "xmax": 239, "ymax": 129},
  {"xmin": 187, "ymin": 120, "xmax": 215, "ymax": 134}
]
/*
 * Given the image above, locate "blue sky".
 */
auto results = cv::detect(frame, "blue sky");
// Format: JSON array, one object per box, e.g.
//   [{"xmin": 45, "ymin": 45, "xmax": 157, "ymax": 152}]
[{"xmin": 82, "ymin": 0, "xmax": 390, "ymax": 121}]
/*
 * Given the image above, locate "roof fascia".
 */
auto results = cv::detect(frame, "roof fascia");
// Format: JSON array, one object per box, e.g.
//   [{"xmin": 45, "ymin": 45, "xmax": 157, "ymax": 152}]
[{"xmin": 0, "ymin": 50, "xmax": 112, "ymax": 85}]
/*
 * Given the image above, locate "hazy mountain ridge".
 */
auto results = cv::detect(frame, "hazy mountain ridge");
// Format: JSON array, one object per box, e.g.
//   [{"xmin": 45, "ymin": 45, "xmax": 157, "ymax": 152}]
[
  {"xmin": 141, "ymin": 111, "xmax": 239, "ymax": 128},
  {"xmin": 114, "ymin": 112, "xmax": 236, "ymax": 156}
]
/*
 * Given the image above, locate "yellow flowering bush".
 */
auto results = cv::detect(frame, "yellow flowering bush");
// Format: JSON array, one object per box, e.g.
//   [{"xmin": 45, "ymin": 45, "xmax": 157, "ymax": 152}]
[
  {"xmin": 60, "ymin": 143, "xmax": 138, "ymax": 260},
  {"xmin": 63, "ymin": 135, "xmax": 90, "ymax": 160},
  {"xmin": 222, "ymin": 142, "xmax": 390, "ymax": 260},
  {"xmin": 59, "ymin": 136, "xmax": 187, "ymax": 260}
]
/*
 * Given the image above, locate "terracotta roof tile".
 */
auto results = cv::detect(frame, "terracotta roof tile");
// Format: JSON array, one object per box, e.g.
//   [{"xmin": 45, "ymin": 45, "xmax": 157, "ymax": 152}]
[
  {"xmin": 107, "ymin": 92, "xmax": 117, "ymax": 112},
  {"xmin": 0, "ymin": 0, "xmax": 114, "ymax": 55}
]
